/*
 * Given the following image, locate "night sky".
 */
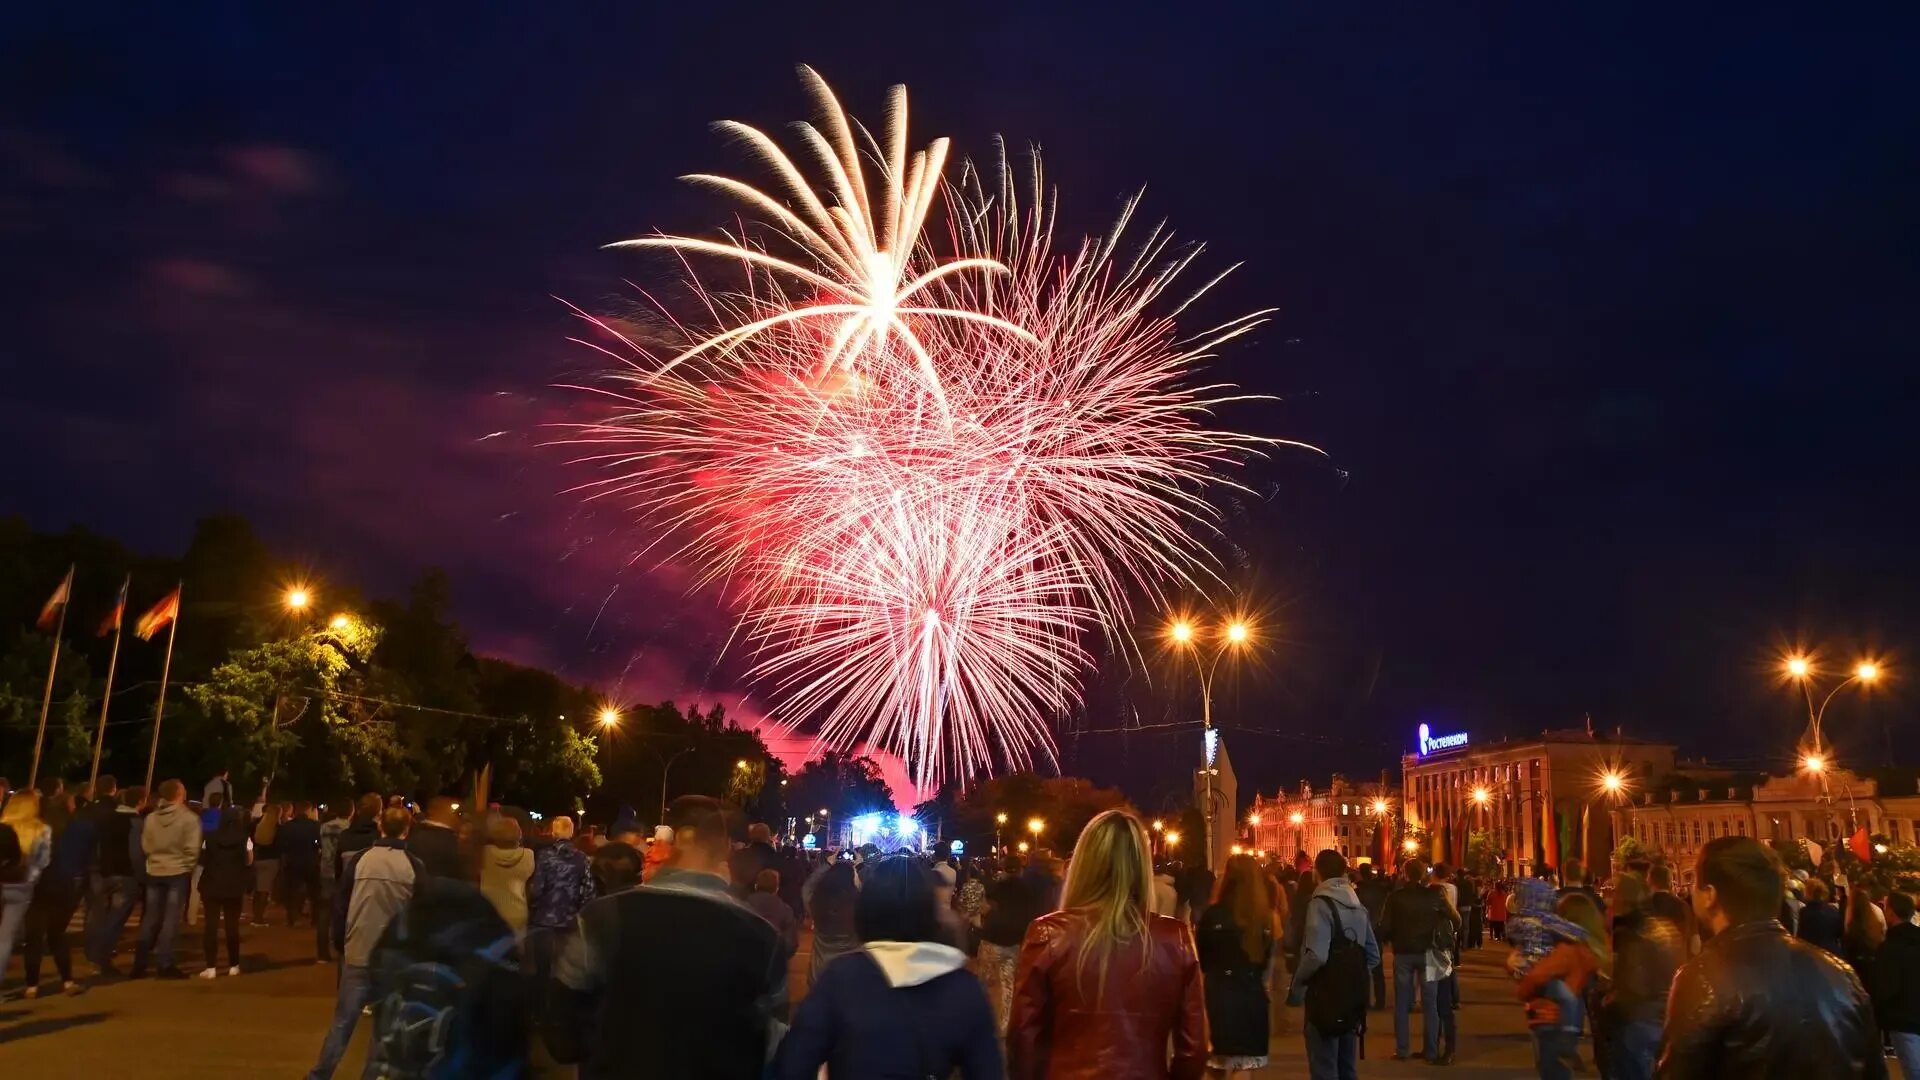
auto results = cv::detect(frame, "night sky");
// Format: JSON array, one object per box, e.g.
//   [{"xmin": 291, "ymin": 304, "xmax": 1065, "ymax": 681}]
[{"xmin": 6, "ymin": 6, "xmax": 1917, "ymax": 806}]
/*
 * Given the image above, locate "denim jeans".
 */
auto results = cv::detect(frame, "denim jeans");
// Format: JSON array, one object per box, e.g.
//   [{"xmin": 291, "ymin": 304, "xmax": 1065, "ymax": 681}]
[
  {"xmin": 1610, "ymin": 1017, "xmax": 1661, "ymax": 1080},
  {"xmin": 1533, "ymin": 1029, "xmax": 1580, "ymax": 1080},
  {"xmin": 1304, "ymin": 1020, "xmax": 1359, "ymax": 1080},
  {"xmin": 133, "ymin": 873, "xmax": 191, "ymax": 971},
  {"xmin": 308, "ymin": 963, "xmax": 377, "ymax": 1080},
  {"xmin": 1393, "ymin": 951, "xmax": 1438, "ymax": 1056},
  {"xmin": 0, "ymin": 883, "xmax": 31, "ymax": 981},
  {"xmin": 87, "ymin": 872, "xmax": 140, "ymax": 965},
  {"xmin": 1434, "ymin": 967, "xmax": 1459, "ymax": 1054},
  {"xmin": 1892, "ymin": 1032, "xmax": 1920, "ymax": 1080}
]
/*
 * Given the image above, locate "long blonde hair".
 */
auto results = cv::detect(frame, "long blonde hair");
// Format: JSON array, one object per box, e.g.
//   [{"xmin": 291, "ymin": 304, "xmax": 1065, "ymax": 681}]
[
  {"xmin": 1, "ymin": 788, "xmax": 49, "ymax": 854},
  {"xmin": 1060, "ymin": 810, "xmax": 1156, "ymax": 997}
]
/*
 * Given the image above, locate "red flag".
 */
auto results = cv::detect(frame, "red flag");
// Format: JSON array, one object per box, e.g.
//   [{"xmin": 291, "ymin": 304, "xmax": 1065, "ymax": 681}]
[
  {"xmin": 98, "ymin": 577, "xmax": 128, "ymax": 637},
  {"xmin": 1849, "ymin": 826, "xmax": 1873, "ymax": 864},
  {"xmin": 36, "ymin": 567, "xmax": 73, "ymax": 631},
  {"xmin": 135, "ymin": 586, "xmax": 180, "ymax": 641}
]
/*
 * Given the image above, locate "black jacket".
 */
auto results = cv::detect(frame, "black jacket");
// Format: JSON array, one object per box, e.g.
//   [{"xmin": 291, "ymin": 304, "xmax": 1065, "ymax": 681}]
[
  {"xmin": 333, "ymin": 819, "xmax": 379, "ymax": 881},
  {"xmin": 1658, "ymin": 919, "xmax": 1885, "ymax": 1079},
  {"xmin": 1796, "ymin": 899, "xmax": 1845, "ymax": 955},
  {"xmin": 1379, "ymin": 882, "xmax": 1455, "ymax": 955},
  {"xmin": 1196, "ymin": 903, "xmax": 1274, "ymax": 1056},
  {"xmin": 91, "ymin": 801, "xmax": 136, "ymax": 878},
  {"xmin": 198, "ymin": 814, "xmax": 252, "ymax": 901},
  {"xmin": 1872, "ymin": 921, "xmax": 1920, "ymax": 1035},
  {"xmin": 548, "ymin": 868, "xmax": 781, "ymax": 1079},
  {"xmin": 1608, "ymin": 910, "xmax": 1684, "ymax": 1024},
  {"xmin": 407, "ymin": 821, "xmax": 468, "ymax": 881},
  {"xmin": 1356, "ymin": 875, "xmax": 1392, "ymax": 926},
  {"xmin": 278, "ymin": 816, "xmax": 321, "ymax": 874}
]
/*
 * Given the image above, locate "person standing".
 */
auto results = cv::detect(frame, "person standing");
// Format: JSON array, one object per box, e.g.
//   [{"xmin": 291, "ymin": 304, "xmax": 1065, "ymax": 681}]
[
  {"xmin": 1288, "ymin": 850, "xmax": 1382, "ymax": 1080},
  {"xmin": 775, "ymin": 855, "xmax": 1002, "ymax": 1079},
  {"xmin": 1658, "ymin": 836, "xmax": 1885, "ymax": 1078},
  {"xmin": 1355, "ymin": 862, "xmax": 1393, "ymax": 1010},
  {"xmin": 196, "ymin": 807, "xmax": 251, "ymax": 979},
  {"xmin": 308, "ymin": 806, "xmax": 423, "ymax": 1080},
  {"xmin": 1379, "ymin": 859, "xmax": 1458, "ymax": 1061},
  {"xmin": 478, "ymin": 814, "xmax": 535, "ymax": 939},
  {"xmin": 85, "ymin": 778, "xmax": 142, "ymax": 973},
  {"xmin": 747, "ymin": 868, "xmax": 800, "ymax": 1020},
  {"xmin": 250, "ymin": 802, "xmax": 285, "ymax": 926},
  {"xmin": 21, "ymin": 789, "xmax": 88, "ymax": 997},
  {"xmin": 1198, "ymin": 854, "xmax": 1280, "ymax": 1079},
  {"xmin": 406, "ymin": 796, "xmax": 467, "ymax": 880},
  {"xmin": 729, "ymin": 822, "xmax": 781, "ymax": 898},
  {"xmin": 1487, "ymin": 880, "xmax": 1510, "ymax": 943},
  {"xmin": 1643, "ymin": 863, "xmax": 1697, "ymax": 955},
  {"xmin": 1602, "ymin": 874, "xmax": 1681, "ymax": 1080},
  {"xmin": 0, "ymin": 789, "xmax": 52, "ymax": 996},
  {"xmin": 1517, "ymin": 893, "xmax": 1606, "ymax": 1080},
  {"xmin": 546, "ymin": 795, "xmax": 784, "ymax": 1078},
  {"xmin": 202, "ymin": 769, "xmax": 234, "ymax": 811},
  {"xmin": 1007, "ymin": 810, "xmax": 1206, "ymax": 1080},
  {"xmin": 280, "ymin": 801, "xmax": 322, "ymax": 930},
  {"xmin": 525, "ymin": 816, "xmax": 595, "ymax": 992},
  {"xmin": 132, "ymin": 779, "xmax": 202, "ymax": 980},
  {"xmin": 316, "ymin": 800, "xmax": 353, "ymax": 963},
  {"xmin": 1797, "ymin": 877, "xmax": 1846, "ymax": 955},
  {"xmin": 332, "ymin": 794, "xmax": 383, "ymax": 881},
  {"xmin": 808, "ymin": 859, "xmax": 864, "ymax": 987},
  {"xmin": 1871, "ymin": 891, "xmax": 1920, "ymax": 1078},
  {"xmin": 976, "ymin": 854, "xmax": 1037, "ymax": 1033}
]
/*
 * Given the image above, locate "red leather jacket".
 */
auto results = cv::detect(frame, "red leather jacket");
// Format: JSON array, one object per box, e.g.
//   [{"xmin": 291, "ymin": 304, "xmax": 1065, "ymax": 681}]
[{"xmin": 1007, "ymin": 909, "xmax": 1207, "ymax": 1080}]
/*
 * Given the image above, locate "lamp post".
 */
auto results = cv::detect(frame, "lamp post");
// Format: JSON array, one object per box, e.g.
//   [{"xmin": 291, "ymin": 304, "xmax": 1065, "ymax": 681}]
[
  {"xmin": 996, "ymin": 812, "xmax": 1009, "ymax": 854},
  {"xmin": 1782, "ymin": 653, "xmax": 1884, "ymax": 829},
  {"xmin": 1165, "ymin": 614, "xmax": 1255, "ymax": 869},
  {"xmin": 1289, "ymin": 810, "xmax": 1305, "ymax": 858}
]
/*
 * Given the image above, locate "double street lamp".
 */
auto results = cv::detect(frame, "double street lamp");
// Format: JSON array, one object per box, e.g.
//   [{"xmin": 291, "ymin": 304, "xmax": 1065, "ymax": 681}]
[{"xmin": 1165, "ymin": 612, "xmax": 1257, "ymax": 867}]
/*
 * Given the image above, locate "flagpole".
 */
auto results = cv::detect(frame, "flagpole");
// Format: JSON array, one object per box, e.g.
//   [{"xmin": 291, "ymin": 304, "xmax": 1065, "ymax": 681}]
[
  {"xmin": 143, "ymin": 583, "xmax": 182, "ymax": 793},
  {"xmin": 28, "ymin": 574, "xmax": 71, "ymax": 789},
  {"xmin": 88, "ymin": 578, "xmax": 128, "ymax": 791}
]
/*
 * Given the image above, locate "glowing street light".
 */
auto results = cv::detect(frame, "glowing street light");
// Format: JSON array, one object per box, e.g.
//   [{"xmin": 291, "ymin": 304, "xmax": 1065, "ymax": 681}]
[
  {"xmin": 1371, "ymin": 798, "xmax": 1390, "ymax": 817},
  {"xmin": 1027, "ymin": 817, "xmax": 1045, "ymax": 837},
  {"xmin": 1803, "ymin": 753, "xmax": 1827, "ymax": 775},
  {"xmin": 1164, "ymin": 831, "xmax": 1181, "ymax": 848},
  {"xmin": 1161, "ymin": 608, "xmax": 1258, "ymax": 867},
  {"xmin": 1151, "ymin": 819, "xmax": 1164, "ymax": 832},
  {"xmin": 597, "ymin": 707, "xmax": 621, "ymax": 729},
  {"xmin": 1247, "ymin": 812, "xmax": 1262, "ymax": 827},
  {"xmin": 1230, "ymin": 844, "xmax": 1244, "ymax": 856},
  {"xmin": 1470, "ymin": 786, "xmax": 1490, "ymax": 807},
  {"xmin": 1599, "ymin": 770, "xmax": 1624, "ymax": 795},
  {"xmin": 284, "ymin": 587, "xmax": 311, "ymax": 612},
  {"xmin": 996, "ymin": 812, "xmax": 1009, "ymax": 825},
  {"xmin": 329, "ymin": 613, "xmax": 351, "ymax": 631},
  {"xmin": 1786, "ymin": 656, "xmax": 1811, "ymax": 678},
  {"xmin": 735, "ymin": 759, "xmax": 751, "ymax": 770},
  {"xmin": 1288, "ymin": 811, "xmax": 1304, "ymax": 826},
  {"xmin": 1403, "ymin": 837, "xmax": 1420, "ymax": 853},
  {"xmin": 1017, "ymin": 840, "xmax": 1030, "ymax": 853},
  {"xmin": 1778, "ymin": 649, "xmax": 1886, "ymax": 752},
  {"xmin": 1858, "ymin": 661, "xmax": 1881, "ymax": 683}
]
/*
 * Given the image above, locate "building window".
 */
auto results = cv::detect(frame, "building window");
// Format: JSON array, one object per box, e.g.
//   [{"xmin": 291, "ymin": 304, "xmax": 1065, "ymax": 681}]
[
  {"xmin": 1736, "ymin": 819, "xmax": 1747, "ymax": 836},
  {"xmin": 1692, "ymin": 821, "xmax": 1702, "ymax": 847}
]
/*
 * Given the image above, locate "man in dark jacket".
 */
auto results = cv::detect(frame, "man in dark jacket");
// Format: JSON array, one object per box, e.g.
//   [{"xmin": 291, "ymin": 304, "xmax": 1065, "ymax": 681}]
[
  {"xmin": 406, "ymin": 796, "xmax": 468, "ymax": 880},
  {"xmin": 549, "ymin": 796, "xmax": 782, "ymax": 1078},
  {"xmin": 728, "ymin": 822, "xmax": 782, "ymax": 898},
  {"xmin": 526, "ymin": 815, "xmax": 596, "ymax": 998},
  {"xmin": 1795, "ymin": 877, "xmax": 1846, "ymax": 955},
  {"xmin": 1658, "ymin": 837, "xmax": 1884, "ymax": 1079},
  {"xmin": 1355, "ymin": 863, "xmax": 1393, "ymax": 1009},
  {"xmin": 333, "ymin": 793, "xmax": 383, "ymax": 881},
  {"xmin": 85, "ymin": 777, "xmax": 142, "ymax": 972},
  {"xmin": 1377, "ymin": 860, "xmax": 1459, "ymax": 1061},
  {"xmin": 1872, "ymin": 891, "xmax": 1920, "ymax": 1078},
  {"xmin": 279, "ymin": 802, "xmax": 323, "ymax": 942}
]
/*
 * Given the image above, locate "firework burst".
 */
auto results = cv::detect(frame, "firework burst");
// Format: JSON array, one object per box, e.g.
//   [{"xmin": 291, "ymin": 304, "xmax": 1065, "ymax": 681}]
[{"xmin": 564, "ymin": 67, "xmax": 1295, "ymax": 790}]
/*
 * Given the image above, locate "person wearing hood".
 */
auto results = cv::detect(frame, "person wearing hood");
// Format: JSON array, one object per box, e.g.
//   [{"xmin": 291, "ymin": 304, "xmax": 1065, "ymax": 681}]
[
  {"xmin": 1197, "ymin": 854, "xmax": 1280, "ymax": 1078},
  {"xmin": 196, "ymin": 806, "xmax": 252, "ymax": 978},
  {"xmin": 1287, "ymin": 849, "xmax": 1382, "ymax": 1080},
  {"xmin": 133, "ymin": 779, "xmax": 203, "ymax": 979},
  {"xmin": 478, "ymin": 814, "xmax": 535, "ymax": 938},
  {"xmin": 777, "ymin": 854, "xmax": 1001, "ymax": 1079}
]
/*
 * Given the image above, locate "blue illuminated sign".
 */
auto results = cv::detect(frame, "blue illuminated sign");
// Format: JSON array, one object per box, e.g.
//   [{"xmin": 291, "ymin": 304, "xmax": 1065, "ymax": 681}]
[{"xmin": 1417, "ymin": 722, "xmax": 1469, "ymax": 757}]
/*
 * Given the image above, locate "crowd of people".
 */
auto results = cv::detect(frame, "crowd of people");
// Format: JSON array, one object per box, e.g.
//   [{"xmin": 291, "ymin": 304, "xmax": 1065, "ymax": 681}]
[{"xmin": 5, "ymin": 768, "xmax": 1920, "ymax": 1079}]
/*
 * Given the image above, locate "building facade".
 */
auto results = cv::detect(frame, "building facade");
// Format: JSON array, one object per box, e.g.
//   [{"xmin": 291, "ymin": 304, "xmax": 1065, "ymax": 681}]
[
  {"xmin": 1244, "ymin": 775, "xmax": 1398, "ymax": 866},
  {"xmin": 1401, "ymin": 724, "xmax": 1677, "ymax": 879},
  {"xmin": 1618, "ymin": 766, "xmax": 1920, "ymax": 886}
]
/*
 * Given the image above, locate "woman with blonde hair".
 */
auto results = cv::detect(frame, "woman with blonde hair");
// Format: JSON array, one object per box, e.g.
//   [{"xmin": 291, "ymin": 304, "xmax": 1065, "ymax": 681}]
[
  {"xmin": 1007, "ymin": 809, "xmax": 1205, "ymax": 1080},
  {"xmin": 0, "ymin": 790, "xmax": 52, "ymax": 997}
]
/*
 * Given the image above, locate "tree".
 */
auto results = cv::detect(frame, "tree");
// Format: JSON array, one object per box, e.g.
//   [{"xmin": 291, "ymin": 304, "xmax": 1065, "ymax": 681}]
[
  {"xmin": 789, "ymin": 750, "xmax": 896, "ymax": 828},
  {"xmin": 934, "ymin": 772, "xmax": 1133, "ymax": 856},
  {"xmin": 1464, "ymin": 829, "xmax": 1502, "ymax": 878},
  {"xmin": 0, "ymin": 633, "xmax": 93, "ymax": 781}
]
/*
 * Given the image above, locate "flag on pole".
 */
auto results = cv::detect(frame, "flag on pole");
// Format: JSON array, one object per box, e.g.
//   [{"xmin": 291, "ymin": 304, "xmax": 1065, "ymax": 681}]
[
  {"xmin": 1849, "ymin": 827, "xmax": 1873, "ymax": 864},
  {"xmin": 37, "ymin": 567, "xmax": 73, "ymax": 631},
  {"xmin": 98, "ymin": 577, "xmax": 128, "ymax": 636},
  {"xmin": 135, "ymin": 586, "xmax": 181, "ymax": 641}
]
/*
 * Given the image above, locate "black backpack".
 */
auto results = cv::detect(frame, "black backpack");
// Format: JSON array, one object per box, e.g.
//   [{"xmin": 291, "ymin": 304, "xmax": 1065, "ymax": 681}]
[{"xmin": 1304, "ymin": 896, "xmax": 1370, "ymax": 1036}]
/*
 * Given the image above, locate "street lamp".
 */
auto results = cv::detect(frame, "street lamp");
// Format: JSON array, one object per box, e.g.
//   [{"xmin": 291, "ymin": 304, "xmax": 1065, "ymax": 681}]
[
  {"xmin": 995, "ymin": 812, "xmax": 1008, "ymax": 853},
  {"xmin": 1017, "ymin": 840, "xmax": 1030, "ymax": 854},
  {"xmin": 1403, "ymin": 837, "xmax": 1420, "ymax": 854},
  {"xmin": 1803, "ymin": 753, "xmax": 1826, "ymax": 775},
  {"xmin": 329, "ymin": 613, "xmax": 351, "ymax": 631},
  {"xmin": 1165, "ymin": 831, "xmax": 1181, "ymax": 849},
  {"xmin": 1599, "ymin": 770, "xmax": 1624, "ymax": 796},
  {"xmin": 284, "ymin": 587, "xmax": 311, "ymax": 612},
  {"xmin": 1027, "ymin": 817, "xmax": 1045, "ymax": 850},
  {"xmin": 1164, "ymin": 610, "xmax": 1257, "ymax": 867},
  {"xmin": 597, "ymin": 707, "xmax": 621, "ymax": 729},
  {"xmin": 1781, "ymin": 651, "xmax": 1885, "ymax": 750}
]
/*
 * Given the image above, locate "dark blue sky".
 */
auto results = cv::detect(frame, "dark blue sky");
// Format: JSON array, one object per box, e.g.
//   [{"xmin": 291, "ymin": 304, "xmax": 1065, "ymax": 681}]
[{"xmin": 4, "ymin": 5, "xmax": 1916, "ymax": 804}]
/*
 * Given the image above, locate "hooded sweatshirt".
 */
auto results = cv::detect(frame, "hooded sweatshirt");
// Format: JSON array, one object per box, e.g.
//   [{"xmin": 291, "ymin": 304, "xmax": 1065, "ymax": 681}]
[
  {"xmin": 479, "ymin": 844, "xmax": 535, "ymax": 935},
  {"xmin": 774, "ymin": 941, "xmax": 1003, "ymax": 1079},
  {"xmin": 1287, "ymin": 876, "xmax": 1382, "ymax": 1004},
  {"xmin": 142, "ymin": 800, "xmax": 203, "ymax": 878}
]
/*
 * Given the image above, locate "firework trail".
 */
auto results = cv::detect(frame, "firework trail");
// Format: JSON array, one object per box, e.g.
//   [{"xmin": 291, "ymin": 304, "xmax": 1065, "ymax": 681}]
[{"xmin": 564, "ymin": 67, "xmax": 1293, "ymax": 789}]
